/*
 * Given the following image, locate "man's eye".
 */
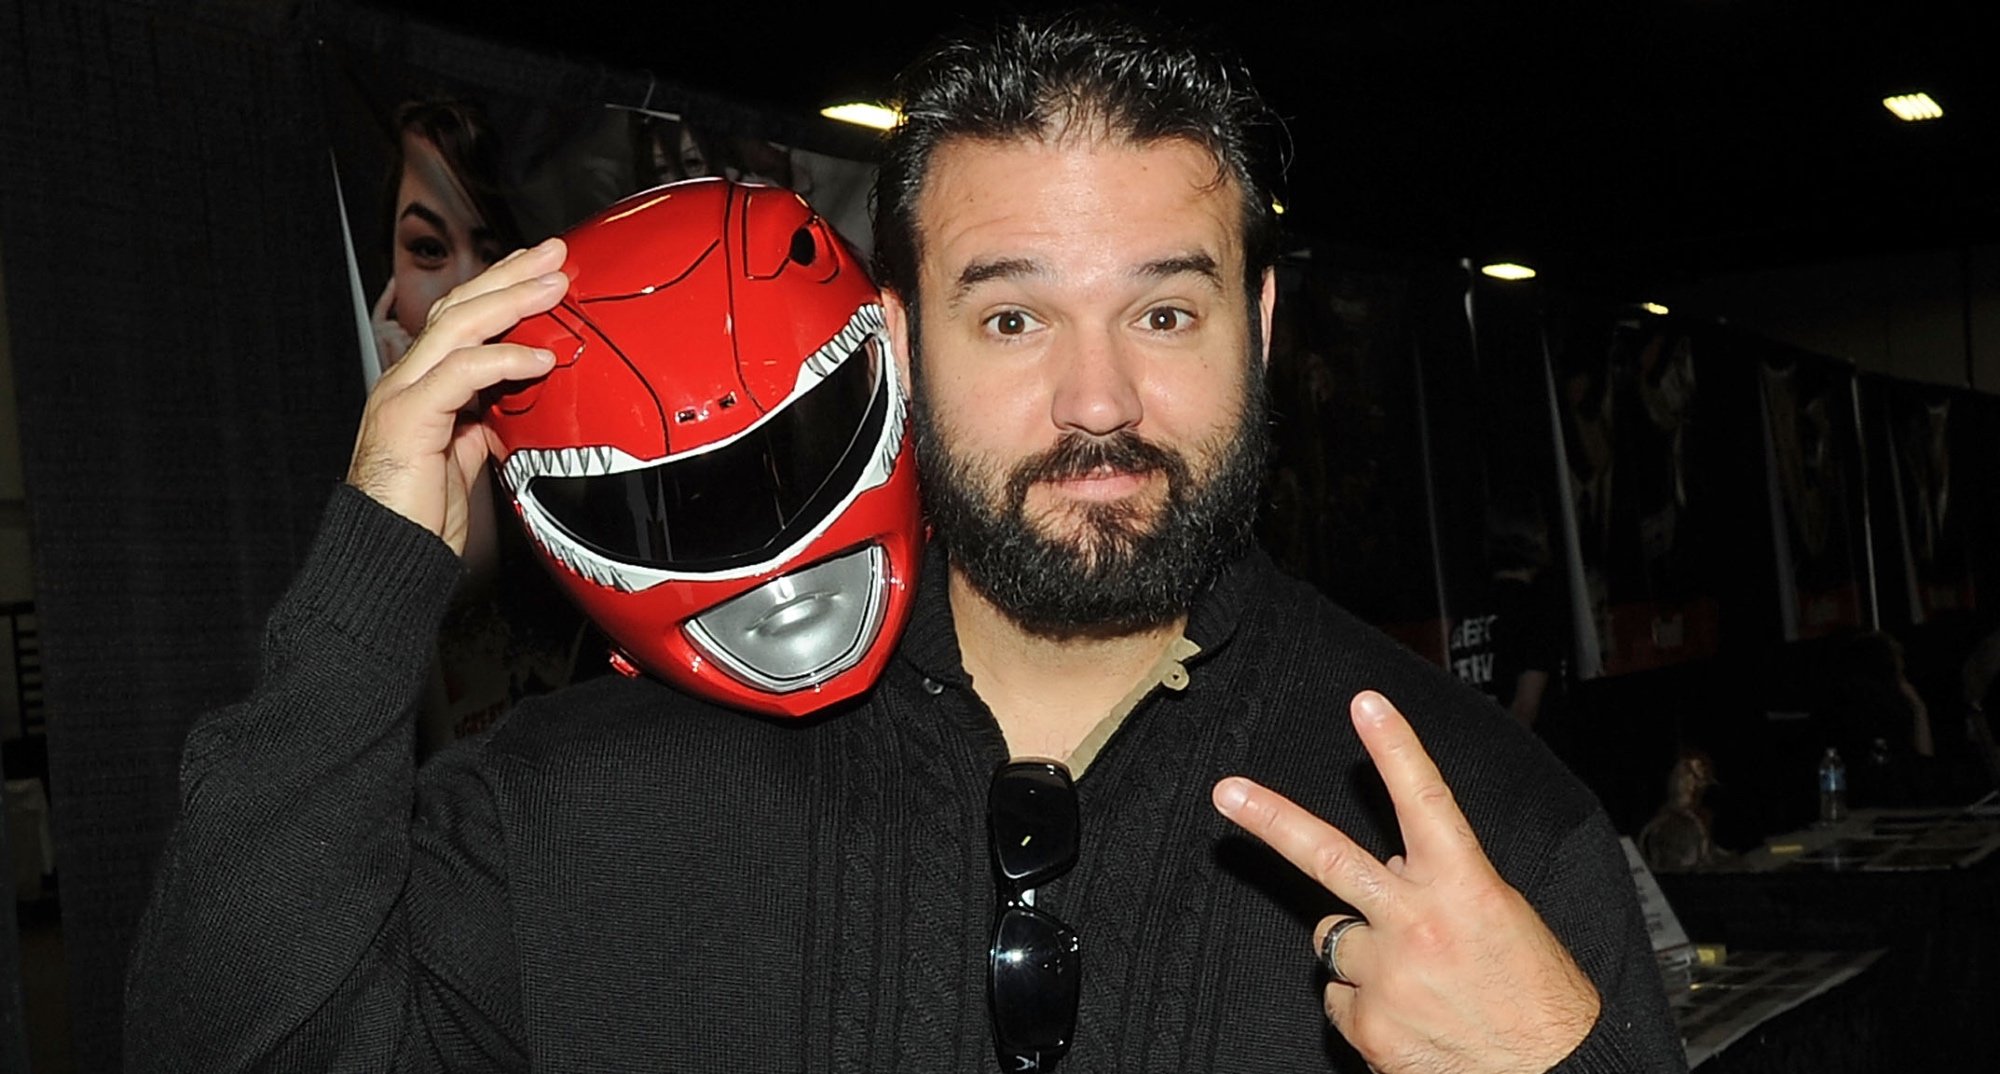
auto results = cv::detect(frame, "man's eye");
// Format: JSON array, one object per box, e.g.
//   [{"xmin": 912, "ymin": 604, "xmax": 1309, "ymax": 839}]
[
  {"xmin": 1144, "ymin": 307, "xmax": 1193, "ymax": 331},
  {"xmin": 987, "ymin": 310, "xmax": 1035, "ymax": 336}
]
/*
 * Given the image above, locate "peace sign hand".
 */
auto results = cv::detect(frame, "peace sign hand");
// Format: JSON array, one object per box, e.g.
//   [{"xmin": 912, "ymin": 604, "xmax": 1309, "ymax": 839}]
[{"xmin": 1213, "ymin": 691, "xmax": 1600, "ymax": 1074}]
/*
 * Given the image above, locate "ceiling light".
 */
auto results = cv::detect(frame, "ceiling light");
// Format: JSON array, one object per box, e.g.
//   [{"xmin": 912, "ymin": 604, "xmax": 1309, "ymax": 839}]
[
  {"xmin": 1882, "ymin": 93, "xmax": 1943, "ymax": 122},
  {"xmin": 1642, "ymin": 302, "xmax": 1670, "ymax": 316},
  {"xmin": 1271, "ymin": 198, "xmax": 1286, "ymax": 215},
  {"xmin": 820, "ymin": 102, "xmax": 901, "ymax": 130},
  {"xmin": 1480, "ymin": 262, "xmax": 1536, "ymax": 281}
]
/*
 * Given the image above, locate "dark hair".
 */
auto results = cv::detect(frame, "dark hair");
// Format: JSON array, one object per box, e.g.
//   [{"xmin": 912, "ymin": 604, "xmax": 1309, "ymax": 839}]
[
  {"xmin": 1483, "ymin": 485, "xmax": 1552, "ymax": 572},
  {"xmin": 1841, "ymin": 630, "xmax": 1905, "ymax": 681},
  {"xmin": 873, "ymin": 9, "xmax": 1285, "ymax": 303},
  {"xmin": 382, "ymin": 99, "xmax": 524, "ymax": 255}
]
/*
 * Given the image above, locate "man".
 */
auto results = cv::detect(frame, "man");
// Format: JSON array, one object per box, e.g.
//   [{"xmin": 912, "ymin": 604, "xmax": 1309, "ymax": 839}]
[{"xmin": 126, "ymin": 11, "xmax": 1682, "ymax": 1074}]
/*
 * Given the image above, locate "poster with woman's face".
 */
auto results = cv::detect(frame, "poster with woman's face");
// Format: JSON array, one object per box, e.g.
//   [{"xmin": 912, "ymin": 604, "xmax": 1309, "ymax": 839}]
[
  {"xmin": 316, "ymin": 37, "xmax": 878, "ymax": 750},
  {"xmin": 319, "ymin": 42, "xmax": 877, "ymax": 389}
]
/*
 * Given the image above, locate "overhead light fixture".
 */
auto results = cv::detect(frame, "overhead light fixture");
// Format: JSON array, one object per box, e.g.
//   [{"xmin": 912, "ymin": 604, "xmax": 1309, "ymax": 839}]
[
  {"xmin": 1882, "ymin": 92, "xmax": 1943, "ymax": 122},
  {"xmin": 1271, "ymin": 198, "xmax": 1286, "ymax": 215},
  {"xmin": 819, "ymin": 102, "xmax": 901, "ymax": 130},
  {"xmin": 1480, "ymin": 262, "xmax": 1536, "ymax": 281},
  {"xmin": 1642, "ymin": 302, "xmax": 1670, "ymax": 316}
]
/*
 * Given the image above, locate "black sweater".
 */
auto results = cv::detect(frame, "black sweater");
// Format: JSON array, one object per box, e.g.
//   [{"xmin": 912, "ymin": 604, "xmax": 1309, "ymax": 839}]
[{"xmin": 125, "ymin": 486, "xmax": 1684, "ymax": 1072}]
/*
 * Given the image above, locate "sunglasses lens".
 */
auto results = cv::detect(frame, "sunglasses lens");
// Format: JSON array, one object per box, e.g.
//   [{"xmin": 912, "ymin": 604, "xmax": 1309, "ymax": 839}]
[
  {"xmin": 990, "ymin": 904, "xmax": 1081, "ymax": 1056},
  {"xmin": 988, "ymin": 762, "xmax": 1078, "ymax": 886}
]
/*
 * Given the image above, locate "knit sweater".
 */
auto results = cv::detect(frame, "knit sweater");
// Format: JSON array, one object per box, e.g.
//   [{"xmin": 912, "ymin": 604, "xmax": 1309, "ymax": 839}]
[{"xmin": 125, "ymin": 486, "xmax": 1685, "ymax": 1072}]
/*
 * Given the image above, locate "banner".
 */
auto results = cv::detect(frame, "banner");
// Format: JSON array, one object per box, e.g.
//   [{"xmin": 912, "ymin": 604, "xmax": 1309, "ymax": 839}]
[
  {"xmin": 1259, "ymin": 254, "xmax": 1445, "ymax": 662},
  {"xmin": 1545, "ymin": 302, "xmax": 1721, "ymax": 677},
  {"xmin": 1863, "ymin": 376, "xmax": 1980, "ymax": 624},
  {"xmin": 1756, "ymin": 345, "xmax": 1871, "ymax": 639}
]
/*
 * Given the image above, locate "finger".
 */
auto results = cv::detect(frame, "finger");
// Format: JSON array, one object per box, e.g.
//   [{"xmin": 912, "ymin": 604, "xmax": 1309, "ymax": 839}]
[
  {"xmin": 1386, "ymin": 854, "xmax": 1406, "ymax": 876},
  {"xmin": 373, "ymin": 325, "xmax": 412, "ymax": 374},
  {"xmin": 400, "ymin": 343, "xmax": 557, "ymax": 426},
  {"xmin": 1351, "ymin": 691, "xmax": 1482, "ymax": 867},
  {"xmin": 436, "ymin": 237, "xmax": 564, "ymax": 316},
  {"xmin": 1322, "ymin": 981, "xmax": 1357, "ymax": 1037},
  {"xmin": 450, "ymin": 421, "xmax": 492, "ymax": 487},
  {"xmin": 387, "ymin": 271, "xmax": 569, "ymax": 388},
  {"xmin": 1213, "ymin": 777, "xmax": 1400, "ymax": 917},
  {"xmin": 372, "ymin": 276, "xmax": 398, "ymax": 322},
  {"xmin": 1312, "ymin": 914, "xmax": 1374, "ymax": 987},
  {"xmin": 427, "ymin": 237, "xmax": 566, "ymax": 324}
]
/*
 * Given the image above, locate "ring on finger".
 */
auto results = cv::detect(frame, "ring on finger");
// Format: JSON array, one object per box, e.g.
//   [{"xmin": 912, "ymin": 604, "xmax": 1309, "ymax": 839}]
[{"xmin": 1318, "ymin": 916, "xmax": 1368, "ymax": 986}]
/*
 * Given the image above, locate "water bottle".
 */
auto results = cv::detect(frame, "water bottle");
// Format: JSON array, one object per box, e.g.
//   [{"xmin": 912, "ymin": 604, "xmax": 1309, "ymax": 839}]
[{"xmin": 1817, "ymin": 747, "xmax": 1848, "ymax": 825}]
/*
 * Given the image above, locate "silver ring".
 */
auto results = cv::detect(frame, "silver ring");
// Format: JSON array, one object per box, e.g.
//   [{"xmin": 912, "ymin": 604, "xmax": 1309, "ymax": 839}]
[{"xmin": 1318, "ymin": 917, "xmax": 1368, "ymax": 985}]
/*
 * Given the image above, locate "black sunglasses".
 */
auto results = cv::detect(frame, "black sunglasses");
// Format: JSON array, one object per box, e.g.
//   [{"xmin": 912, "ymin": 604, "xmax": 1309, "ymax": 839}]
[{"xmin": 987, "ymin": 759, "xmax": 1082, "ymax": 1072}]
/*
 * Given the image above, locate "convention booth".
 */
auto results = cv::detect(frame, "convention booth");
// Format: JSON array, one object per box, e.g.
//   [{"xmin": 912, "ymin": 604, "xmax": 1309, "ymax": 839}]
[{"xmin": 1, "ymin": 1, "xmax": 1996, "ymax": 1070}]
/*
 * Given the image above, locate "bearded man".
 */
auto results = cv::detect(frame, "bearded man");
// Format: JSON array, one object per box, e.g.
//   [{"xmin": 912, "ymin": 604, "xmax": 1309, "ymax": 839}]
[{"xmin": 126, "ymin": 10, "xmax": 1683, "ymax": 1074}]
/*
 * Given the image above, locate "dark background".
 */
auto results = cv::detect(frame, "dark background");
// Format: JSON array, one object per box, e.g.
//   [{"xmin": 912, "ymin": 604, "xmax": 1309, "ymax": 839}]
[
  {"xmin": 388, "ymin": 0, "xmax": 2000, "ymax": 283},
  {"xmin": 2, "ymin": 1, "xmax": 1998, "ymax": 1070}
]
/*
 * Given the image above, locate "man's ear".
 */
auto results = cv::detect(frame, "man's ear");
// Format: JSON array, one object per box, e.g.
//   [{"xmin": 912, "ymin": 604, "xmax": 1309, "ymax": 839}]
[
  {"xmin": 883, "ymin": 288, "xmax": 915, "ymax": 398},
  {"xmin": 1257, "ymin": 267, "xmax": 1276, "ymax": 369}
]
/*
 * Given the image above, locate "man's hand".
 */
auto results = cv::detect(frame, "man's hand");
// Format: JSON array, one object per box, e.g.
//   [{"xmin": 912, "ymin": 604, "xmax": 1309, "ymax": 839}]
[
  {"xmin": 347, "ymin": 239, "xmax": 568, "ymax": 555},
  {"xmin": 1212, "ymin": 690, "xmax": 1600, "ymax": 1074}
]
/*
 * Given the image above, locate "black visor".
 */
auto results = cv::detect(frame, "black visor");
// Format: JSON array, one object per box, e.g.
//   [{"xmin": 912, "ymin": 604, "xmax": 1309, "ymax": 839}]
[{"xmin": 531, "ymin": 339, "xmax": 886, "ymax": 573}]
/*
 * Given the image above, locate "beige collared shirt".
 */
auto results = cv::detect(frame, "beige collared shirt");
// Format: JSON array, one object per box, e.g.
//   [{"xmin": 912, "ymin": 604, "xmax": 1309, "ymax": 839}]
[{"xmin": 1062, "ymin": 635, "xmax": 1202, "ymax": 777}]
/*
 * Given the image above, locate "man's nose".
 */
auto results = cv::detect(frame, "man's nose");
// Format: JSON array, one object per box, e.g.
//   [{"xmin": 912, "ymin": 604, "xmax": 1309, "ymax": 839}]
[{"xmin": 1049, "ymin": 326, "xmax": 1143, "ymax": 436}]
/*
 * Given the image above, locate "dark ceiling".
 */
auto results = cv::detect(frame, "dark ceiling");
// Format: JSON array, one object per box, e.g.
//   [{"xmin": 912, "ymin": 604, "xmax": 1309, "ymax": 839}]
[{"xmin": 388, "ymin": 1, "xmax": 1999, "ymax": 292}]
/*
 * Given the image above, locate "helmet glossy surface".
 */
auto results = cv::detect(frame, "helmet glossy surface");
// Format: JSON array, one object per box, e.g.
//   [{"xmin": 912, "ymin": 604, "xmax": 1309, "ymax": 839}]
[{"xmin": 489, "ymin": 178, "xmax": 919, "ymax": 716}]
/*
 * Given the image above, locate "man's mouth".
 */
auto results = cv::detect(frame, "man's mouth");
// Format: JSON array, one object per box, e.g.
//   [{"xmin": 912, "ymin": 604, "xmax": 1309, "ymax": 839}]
[
  {"xmin": 1002, "ymin": 430, "xmax": 1181, "ymax": 515},
  {"xmin": 1038, "ymin": 464, "xmax": 1161, "ymax": 503}
]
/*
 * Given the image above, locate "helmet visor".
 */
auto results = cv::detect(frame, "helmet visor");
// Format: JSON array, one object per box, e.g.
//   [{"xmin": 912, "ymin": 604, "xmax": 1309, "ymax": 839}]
[{"xmin": 530, "ymin": 339, "xmax": 886, "ymax": 573}]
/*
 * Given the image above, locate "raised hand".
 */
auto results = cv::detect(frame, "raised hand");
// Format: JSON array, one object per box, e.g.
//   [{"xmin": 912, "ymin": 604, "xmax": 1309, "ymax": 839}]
[
  {"xmin": 347, "ymin": 238, "xmax": 568, "ymax": 555},
  {"xmin": 1212, "ymin": 690, "xmax": 1599, "ymax": 1074}
]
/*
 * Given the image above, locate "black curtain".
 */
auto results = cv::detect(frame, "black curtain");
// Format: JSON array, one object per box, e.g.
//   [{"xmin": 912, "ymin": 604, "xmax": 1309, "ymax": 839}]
[{"xmin": 0, "ymin": 2, "xmax": 359, "ymax": 1068}]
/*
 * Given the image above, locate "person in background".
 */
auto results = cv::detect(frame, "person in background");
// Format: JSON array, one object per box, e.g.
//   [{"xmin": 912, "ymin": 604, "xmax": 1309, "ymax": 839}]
[
  {"xmin": 1477, "ymin": 489, "xmax": 1566, "ymax": 729},
  {"xmin": 1817, "ymin": 631, "xmax": 1934, "ymax": 807},
  {"xmin": 1958, "ymin": 623, "xmax": 2000, "ymax": 787},
  {"xmin": 1638, "ymin": 749, "xmax": 1721, "ymax": 872}
]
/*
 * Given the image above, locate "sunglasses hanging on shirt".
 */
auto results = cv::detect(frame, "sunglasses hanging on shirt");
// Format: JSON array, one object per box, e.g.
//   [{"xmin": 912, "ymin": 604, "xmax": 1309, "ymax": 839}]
[{"xmin": 987, "ymin": 759, "xmax": 1081, "ymax": 1072}]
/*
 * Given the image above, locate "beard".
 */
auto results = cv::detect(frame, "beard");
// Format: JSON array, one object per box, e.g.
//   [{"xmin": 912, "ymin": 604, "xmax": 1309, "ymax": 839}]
[{"xmin": 911, "ymin": 361, "xmax": 1269, "ymax": 639}]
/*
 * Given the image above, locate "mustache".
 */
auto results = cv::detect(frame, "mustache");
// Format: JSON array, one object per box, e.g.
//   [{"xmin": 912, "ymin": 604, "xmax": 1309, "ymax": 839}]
[{"xmin": 1004, "ymin": 431, "xmax": 1183, "ymax": 503}]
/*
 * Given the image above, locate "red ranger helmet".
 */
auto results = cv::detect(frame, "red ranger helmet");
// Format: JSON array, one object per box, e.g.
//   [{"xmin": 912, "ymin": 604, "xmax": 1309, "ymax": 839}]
[{"xmin": 487, "ymin": 178, "xmax": 919, "ymax": 717}]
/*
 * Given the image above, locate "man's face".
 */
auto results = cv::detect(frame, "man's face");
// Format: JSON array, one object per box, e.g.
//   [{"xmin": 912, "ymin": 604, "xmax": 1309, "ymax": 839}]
[{"xmin": 887, "ymin": 134, "xmax": 1276, "ymax": 635}]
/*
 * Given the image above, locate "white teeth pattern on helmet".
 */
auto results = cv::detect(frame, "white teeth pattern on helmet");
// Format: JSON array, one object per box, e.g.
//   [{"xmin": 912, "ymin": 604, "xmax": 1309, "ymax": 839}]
[
  {"xmin": 497, "ymin": 443, "xmax": 652, "ymax": 492},
  {"xmin": 796, "ymin": 304, "xmax": 887, "ymax": 393},
  {"xmin": 505, "ymin": 302, "xmax": 903, "ymax": 594}
]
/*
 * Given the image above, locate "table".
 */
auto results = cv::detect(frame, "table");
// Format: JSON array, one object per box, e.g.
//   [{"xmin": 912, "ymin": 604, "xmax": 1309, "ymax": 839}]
[
  {"xmin": 1678, "ymin": 949, "xmax": 1885, "ymax": 1072},
  {"xmin": 1659, "ymin": 805, "xmax": 2000, "ymax": 1072}
]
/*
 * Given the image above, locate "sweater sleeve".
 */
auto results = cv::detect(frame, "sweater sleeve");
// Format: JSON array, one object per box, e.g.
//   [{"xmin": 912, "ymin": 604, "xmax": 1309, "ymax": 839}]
[
  {"xmin": 123, "ymin": 486, "xmax": 529, "ymax": 1073},
  {"xmin": 1533, "ymin": 809, "xmax": 1688, "ymax": 1074}
]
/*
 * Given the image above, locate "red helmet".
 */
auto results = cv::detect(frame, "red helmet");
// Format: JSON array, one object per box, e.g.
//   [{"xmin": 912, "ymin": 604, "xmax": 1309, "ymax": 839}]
[{"xmin": 487, "ymin": 178, "xmax": 920, "ymax": 717}]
